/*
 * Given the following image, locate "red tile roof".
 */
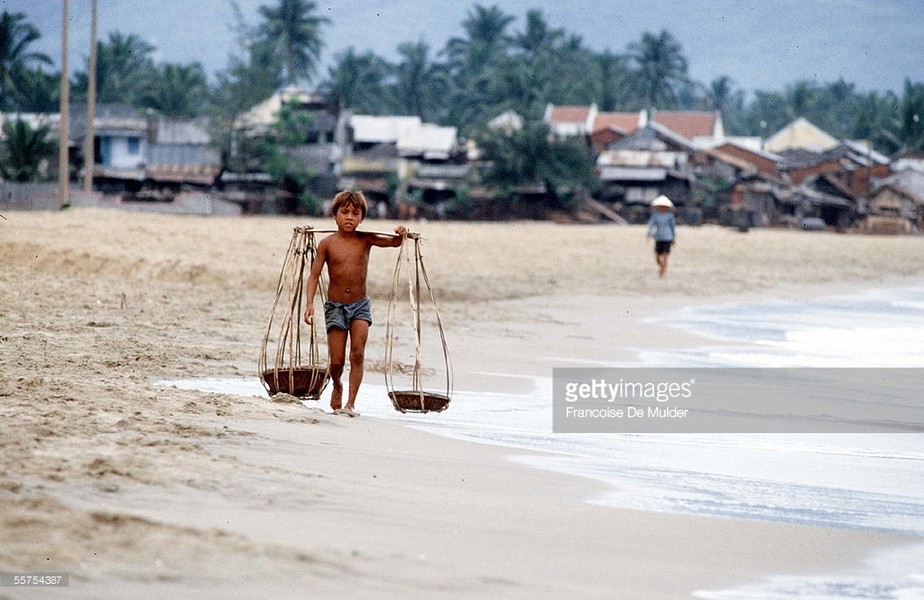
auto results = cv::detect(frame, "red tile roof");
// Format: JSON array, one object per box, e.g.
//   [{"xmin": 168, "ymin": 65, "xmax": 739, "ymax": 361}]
[
  {"xmin": 651, "ymin": 111, "xmax": 716, "ymax": 139},
  {"xmin": 548, "ymin": 105, "xmax": 592, "ymax": 123},
  {"xmin": 592, "ymin": 112, "xmax": 640, "ymax": 134}
]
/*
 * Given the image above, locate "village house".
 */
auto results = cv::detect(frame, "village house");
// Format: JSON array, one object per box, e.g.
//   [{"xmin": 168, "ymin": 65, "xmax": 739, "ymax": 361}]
[
  {"xmin": 540, "ymin": 106, "xmax": 914, "ymax": 231},
  {"xmin": 862, "ymin": 168, "xmax": 924, "ymax": 233},
  {"xmin": 763, "ymin": 117, "xmax": 839, "ymax": 154},
  {"xmin": 650, "ymin": 110, "xmax": 725, "ymax": 148},
  {"xmin": 891, "ymin": 149, "xmax": 924, "ymax": 173},
  {"xmin": 709, "ymin": 141, "xmax": 783, "ymax": 179},
  {"xmin": 339, "ymin": 113, "xmax": 462, "ymax": 218},
  {"xmin": 142, "ymin": 118, "xmax": 222, "ymax": 197},
  {"xmin": 224, "ymin": 86, "xmax": 343, "ymax": 213},
  {"xmin": 588, "ymin": 110, "xmax": 644, "ymax": 152},
  {"xmin": 544, "ymin": 103, "xmax": 597, "ymax": 139},
  {"xmin": 545, "ymin": 104, "xmax": 728, "ymax": 221},
  {"xmin": 70, "ymin": 103, "xmax": 148, "ymax": 193},
  {"xmin": 766, "ymin": 122, "xmax": 892, "ymax": 228},
  {"xmin": 67, "ymin": 103, "xmax": 223, "ymax": 196},
  {"xmin": 595, "ymin": 123, "xmax": 696, "ymax": 221},
  {"xmin": 0, "ymin": 104, "xmax": 226, "ymax": 212},
  {"xmin": 553, "ymin": 104, "xmax": 726, "ymax": 152}
]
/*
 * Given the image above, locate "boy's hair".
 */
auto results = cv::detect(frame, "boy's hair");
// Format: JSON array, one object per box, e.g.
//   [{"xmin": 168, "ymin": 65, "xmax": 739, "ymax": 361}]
[{"xmin": 331, "ymin": 190, "xmax": 367, "ymax": 220}]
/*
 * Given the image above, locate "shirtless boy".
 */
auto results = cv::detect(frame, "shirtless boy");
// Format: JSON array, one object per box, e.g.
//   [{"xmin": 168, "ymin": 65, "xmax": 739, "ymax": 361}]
[{"xmin": 304, "ymin": 190, "xmax": 406, "ymax": 415}]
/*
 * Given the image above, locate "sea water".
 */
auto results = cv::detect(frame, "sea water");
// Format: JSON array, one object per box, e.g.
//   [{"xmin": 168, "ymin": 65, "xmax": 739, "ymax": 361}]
[{"xmin": 161, "ymin": 281, "xmax": 924, "ymax": 598}]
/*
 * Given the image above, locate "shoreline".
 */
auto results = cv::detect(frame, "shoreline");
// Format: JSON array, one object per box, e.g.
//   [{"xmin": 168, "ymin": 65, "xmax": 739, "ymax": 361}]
[
  {"xmin": 28, "ymin": 404, "xmax": 922, "ymax": 600},
  {"xmin": 2, "ymin": 209, "xmax": 923, "ymax": 598}
]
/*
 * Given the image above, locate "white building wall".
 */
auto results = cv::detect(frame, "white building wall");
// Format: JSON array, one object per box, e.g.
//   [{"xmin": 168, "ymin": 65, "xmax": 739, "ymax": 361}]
[{"xmin": 104, "ymin": 134, "xmax": 146, "ymax": 168}]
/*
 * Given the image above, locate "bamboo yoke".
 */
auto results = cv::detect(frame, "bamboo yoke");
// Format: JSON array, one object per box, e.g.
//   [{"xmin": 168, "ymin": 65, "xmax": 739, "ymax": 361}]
[{"xmin": 258, "ymin": 225, "xmax": 452, "ymax": 413}]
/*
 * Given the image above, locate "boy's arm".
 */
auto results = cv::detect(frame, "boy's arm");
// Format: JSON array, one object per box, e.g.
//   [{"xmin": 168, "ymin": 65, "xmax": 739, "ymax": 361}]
[
  {"xmin": 303, "ymin": 241, "xmax": 328, "ymax": 324},
  {"xmin": 367, "ymin": 225, "xmax": 407, "ymax": 248}
]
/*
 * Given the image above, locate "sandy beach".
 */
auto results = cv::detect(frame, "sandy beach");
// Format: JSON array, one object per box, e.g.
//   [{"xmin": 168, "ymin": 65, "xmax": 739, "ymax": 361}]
[{"xmin": 2, "ymin": 207, "xmax": 923, "ymax": 599}]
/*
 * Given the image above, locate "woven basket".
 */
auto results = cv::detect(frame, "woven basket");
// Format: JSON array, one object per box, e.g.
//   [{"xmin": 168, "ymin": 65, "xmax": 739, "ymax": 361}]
[
  {"xmin": 388, "ymin": 390, "xmax": 451, "ymax": 413},
  {"xmin": 262, "ymin": 366, "xmax": 329, "ymax": 399}
]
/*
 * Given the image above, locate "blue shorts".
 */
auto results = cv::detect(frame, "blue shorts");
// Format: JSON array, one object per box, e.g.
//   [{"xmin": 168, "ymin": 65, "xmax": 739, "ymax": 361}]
[{"xmin": 324, "ymin": 296, "xmax": 373, "ymax": 331}]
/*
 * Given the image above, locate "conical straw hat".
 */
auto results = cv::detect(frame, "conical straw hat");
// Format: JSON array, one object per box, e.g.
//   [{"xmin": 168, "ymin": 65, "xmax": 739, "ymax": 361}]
[{"xmin": 651, "ymin": 195, "xmax": 674, "ymax": 208}]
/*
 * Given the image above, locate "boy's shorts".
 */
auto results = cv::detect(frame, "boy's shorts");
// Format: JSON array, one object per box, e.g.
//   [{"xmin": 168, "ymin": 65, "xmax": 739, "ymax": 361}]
[{"xmin": 324, "ymin": 296, "xmax": 373, "ymax": 331}]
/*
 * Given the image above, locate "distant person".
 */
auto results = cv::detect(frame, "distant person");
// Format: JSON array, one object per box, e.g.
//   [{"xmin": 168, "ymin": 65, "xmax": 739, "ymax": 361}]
[
  {"xmin": 646, "ymin": 195, "xmax": 677, "ymax": 278},
  {"xmin": 304, "ymin": 190, "xmax": 407, "ymax": 416}
]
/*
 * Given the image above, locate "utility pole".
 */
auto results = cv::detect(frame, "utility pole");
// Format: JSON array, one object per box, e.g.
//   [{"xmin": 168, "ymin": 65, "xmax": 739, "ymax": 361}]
[
  {"xmin": 83, "ymin": 0, "xmax": 97, "ymax": 193},
  {"xmin": 58, "ymin": 0, "xmax": 70, "ymax": 208}
]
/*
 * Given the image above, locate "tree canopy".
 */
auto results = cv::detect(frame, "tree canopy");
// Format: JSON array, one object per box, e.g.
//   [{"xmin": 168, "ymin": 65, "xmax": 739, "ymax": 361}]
[
  {"xmin": 2, "ymin": 3, "xmax": 922, "ymax": 156},
  {"xmin": 0, "ymin": 10, "xmax": 52, "ymax": 110}
]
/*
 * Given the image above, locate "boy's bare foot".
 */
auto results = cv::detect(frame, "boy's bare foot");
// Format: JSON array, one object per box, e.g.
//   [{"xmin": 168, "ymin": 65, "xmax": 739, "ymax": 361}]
[
  {"xmin": 330, "ymin": 385, "xmax": 343, "ymax": 411},
  {"xmin": 334, "ymin": 407, "xmax": 360, "ymax": 417}
]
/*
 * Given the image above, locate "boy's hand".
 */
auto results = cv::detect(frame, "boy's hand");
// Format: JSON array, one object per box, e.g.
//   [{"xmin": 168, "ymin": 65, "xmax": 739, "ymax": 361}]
[
  {"xmin": 304, "ymin": 305, "xmax": 314, "ymax": 324},
  {"xmin": 394, "ymin": 225, "xmax": 407, "ymax": 237}
]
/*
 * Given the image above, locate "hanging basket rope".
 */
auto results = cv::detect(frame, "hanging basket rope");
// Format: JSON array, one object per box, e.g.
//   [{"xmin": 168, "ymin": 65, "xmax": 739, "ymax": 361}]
[
  {"xmin": 259, "ymin": 226, "xmax": 330, "ymax": 399},
  {"xmin": 385, "ymin": 234, "xmax": 452, "ymax": 413}
]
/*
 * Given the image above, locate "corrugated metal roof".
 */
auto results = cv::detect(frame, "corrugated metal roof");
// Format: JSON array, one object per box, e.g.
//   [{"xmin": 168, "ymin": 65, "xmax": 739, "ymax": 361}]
[
  {"xmin": 148, "ymin": 143, "xmax": 220, "ymax": 167},
  {"xmin": 350, "ymin": 115, "xmax": 422, "ymax": 143},
  {"xmin": 597, "ymin": 165, "xmax": 668, "ymax": 182},
  {"xmin": 597, "ymin": 149, "xmax": 686, "ymax": 168},
  {"xmin": 235, "ymin": 87, "xmax": 327, "ymax": 129},
  {"xmin": 397, "ymin": 123, "xmax": 457, "ymax": 159},
  {"xmin": 155, "ymin": 120, "xmax": 211, "ymax": 144}
]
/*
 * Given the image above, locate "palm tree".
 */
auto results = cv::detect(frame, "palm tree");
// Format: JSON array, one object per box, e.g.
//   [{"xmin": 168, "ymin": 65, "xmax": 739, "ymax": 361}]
[
  {"xmin": 391, "ymin": 40, "xmax": 449, "ymax": 120},
  {"xmin": 11, "ymin": 65, "xmax": 58, "ymax": 112},
  {"xmin": 499, "ymin": 11, "xmax": 581, "ymax": 118},
  {"xmin": 73, "ymin": 32, "xmax": 157, "ymax": 105},
  {"xmin": 740, "ymin": 90, "xmax": 790, "ymax": 136},
  {"xmin": 320, "ymin": 48, "xmax": 391, "ymax": 113},
  {"xmin": 852, "ymin": 91, "xmax": 895, "ymax": 151},
  {"xmin": 442, "ymin": 4, "xmax": 515, "ymax": 130},
  {"xmin": 511, "ymin": 9, "xmax": 564, "ymax": 60},
  {"xmin": 444, "ymin": 4, "xmax": 514, "ymax": 75},
  {"xmin": 784, "ymin": 80, "xmax": 819, "ymax": 119},
  {"xmin": 628, "ymin": 29, "xmax": 689, "ymax": 109},
  {"xmin": 1, "ymin": 118, "xmax": 56, "ymax": 182},
  {"xmin": 700, "ymin": 76, "xmax": 746, "ymax": 134},
  {"xmin": 209, "ymin": 37, "xmax": 288, "ymax": 174},
  {"xmin": 705, "ymin": 76, "xmax": 736, "ymax": 112},
  {"xmin": 0, "ymin": 11, "xmax": 52, "ymax": 110},
  {"xmin": 588, "ymin": 50, "xmax": 637, "ymax": 111},
  {"xmin": 140, "ymin": 63, "xmax": 209, "ymax": 118},
  {"xmin": 895, "ymin": 80, "xmax": 924, "ymax": 152},
  {"xmin": 488, "ymin": 55, "xmax": 543, "ymax": 119},
  {"xmin": 257, "ymin": 0, "xmax": 330, "ymax": 85},
  {"xmin": 543, "ymin": 34, "xmax": 600, "ymax": 107}
]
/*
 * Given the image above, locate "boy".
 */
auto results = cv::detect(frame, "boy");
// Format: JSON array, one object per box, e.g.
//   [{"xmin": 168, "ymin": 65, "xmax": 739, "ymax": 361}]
[{"xmin": 304, "ymin": 190, "xmax": 406, "ymax": 416}]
